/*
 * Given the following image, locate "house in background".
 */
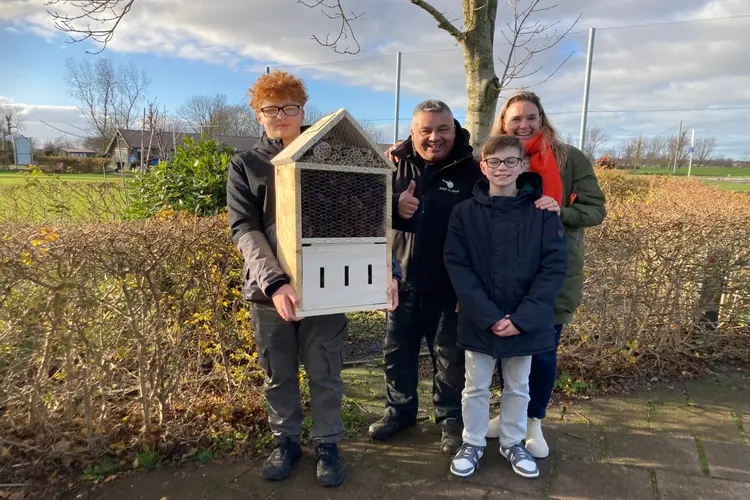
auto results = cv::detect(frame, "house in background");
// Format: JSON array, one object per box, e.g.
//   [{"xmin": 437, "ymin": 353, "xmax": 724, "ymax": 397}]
[
  {"xmin": 59, "ymin": 147, "xmax": 97, "ymax": 158},
  {"xmin": 104, "ymin": 128, "xmax": 259, "ymax": 170}
]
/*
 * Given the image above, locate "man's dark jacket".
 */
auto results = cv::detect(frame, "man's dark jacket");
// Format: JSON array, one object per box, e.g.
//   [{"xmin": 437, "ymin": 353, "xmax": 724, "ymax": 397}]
[
  {"xmin": 227, "ymin": 131, "xmax": 402, "ymax": 302},
  {"xmin": 443, "ymin": 172, "xmax": 568, "ymax": 359},
  {"xmin": 391, "ymin": 121, "xmax": 482, "ymax": 297}
]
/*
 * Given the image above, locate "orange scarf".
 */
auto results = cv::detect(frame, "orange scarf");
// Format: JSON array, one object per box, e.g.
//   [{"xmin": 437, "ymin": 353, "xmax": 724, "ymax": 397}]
[{"xmin": 523, "ymin": 133, "xmax": 563, "ymax": 206}]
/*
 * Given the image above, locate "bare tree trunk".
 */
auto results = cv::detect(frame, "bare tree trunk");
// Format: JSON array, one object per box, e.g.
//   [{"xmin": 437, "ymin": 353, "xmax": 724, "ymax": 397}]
[{"xmin": 461, "ymin": 0, "xmax": 500, "ymax": 148}]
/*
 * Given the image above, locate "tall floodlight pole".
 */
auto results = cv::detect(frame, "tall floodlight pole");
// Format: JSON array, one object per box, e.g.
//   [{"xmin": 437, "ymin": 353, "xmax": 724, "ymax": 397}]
[
  {"xmin": 394, "ymin": 52, "xmax": 402, "ymax": 144},
  {"xmin": 578, "ymin": 28, "xmax": 596, "ymax": 152}
]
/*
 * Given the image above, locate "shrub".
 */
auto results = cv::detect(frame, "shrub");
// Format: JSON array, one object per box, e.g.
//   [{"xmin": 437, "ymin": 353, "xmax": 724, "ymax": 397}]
[
  {"xmin": 561, "ymin": 170, "xmax": 750, "ymax": 378},
  {"xmin": 0, "ymin": 151, "xmax": 12, "ymax": 166},
  {"xmin": 0, "ymin": 212, "xmax": 265, "ymax": 492},
  {"xmin": 125, "ymin": 135, "xmax": 234, "ymax": 219},
  {"xmin": 33, "ymin": 155, "xmax": 109, "ymax": 174},
  {"xmin": 595, "ymin": 154, "xmax": 617, "ymax": 169}
]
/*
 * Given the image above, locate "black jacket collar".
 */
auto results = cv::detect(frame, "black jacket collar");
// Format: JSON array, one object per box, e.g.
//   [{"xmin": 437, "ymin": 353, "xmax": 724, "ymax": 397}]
[{"xmin": 252, "ymin": 124, "xmax": 312, "ymax": 161}]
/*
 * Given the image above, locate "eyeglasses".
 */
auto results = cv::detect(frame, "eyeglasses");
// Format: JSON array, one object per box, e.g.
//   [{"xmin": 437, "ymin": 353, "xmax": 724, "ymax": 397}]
[
  {"xmin": 483, "ymin": 156, "xmax": 522, "ymax": 169},
  {"xmin": 260, "ymin": 105, "xmax": 302, "ymax": 118}
]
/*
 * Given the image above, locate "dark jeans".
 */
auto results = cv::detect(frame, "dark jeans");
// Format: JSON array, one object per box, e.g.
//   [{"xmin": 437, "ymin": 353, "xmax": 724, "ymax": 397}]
[
  {"xmin": 382, "ymin": 289, "xmax": 465, "ymax": 427},
  {"xmin": 251, "ymin": 301, "xmax": 349, "ymax": 444},
  {"xmin": 498, "ymin": 324, "xmax": 563, "ymax": 420}
]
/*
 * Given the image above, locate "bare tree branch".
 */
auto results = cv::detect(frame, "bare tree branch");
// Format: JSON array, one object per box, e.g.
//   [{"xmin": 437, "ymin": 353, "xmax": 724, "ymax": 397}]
[
  {"xmin": 46, "ymin": 0, "xmax": 136, "ymax": 54},
  {"xmin": 497, "ymin": 1, "xmax": 581, "ymax": 92},
  {"xmin": 298, "ymin": 0, "xmax": 365, "ymax": 55},
  {"xmin": 410, "ymin": 0, "xmax": 464, "ymax": 40}
]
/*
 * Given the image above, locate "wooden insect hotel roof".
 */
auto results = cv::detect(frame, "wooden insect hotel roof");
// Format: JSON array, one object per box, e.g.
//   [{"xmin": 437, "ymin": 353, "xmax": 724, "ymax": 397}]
[{"xmin": 271, "ymin": 108, "xmax": 395, "ymax": 171}]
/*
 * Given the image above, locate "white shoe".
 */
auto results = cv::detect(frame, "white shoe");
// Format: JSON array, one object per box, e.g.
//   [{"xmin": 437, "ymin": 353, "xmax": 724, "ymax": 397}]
[
  {"xmin": 525, "ymin": 417, "xmax": 549, "ymax": 459},
  {"xmin": 486, "ymin": 414, "xmax": 501, "ymax": 439}
]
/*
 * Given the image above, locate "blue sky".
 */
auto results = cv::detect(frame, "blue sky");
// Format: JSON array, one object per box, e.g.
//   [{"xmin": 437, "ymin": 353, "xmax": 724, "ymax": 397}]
[{"xmin": 1, "ymin": 0, "xmax": 749, "ymax": 158}]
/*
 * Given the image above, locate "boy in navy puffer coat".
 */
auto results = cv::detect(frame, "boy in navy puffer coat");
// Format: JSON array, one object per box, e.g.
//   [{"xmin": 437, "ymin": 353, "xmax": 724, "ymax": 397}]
[{"xmin": 443, "ymin": 135, "xmax": 567, "ymax": 480}]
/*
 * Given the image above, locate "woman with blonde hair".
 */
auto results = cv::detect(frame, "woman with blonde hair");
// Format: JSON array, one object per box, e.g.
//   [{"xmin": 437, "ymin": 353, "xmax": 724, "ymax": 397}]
[{"xmin": 485, "ymin": 90, "xmax": 606, "ymax": 459}]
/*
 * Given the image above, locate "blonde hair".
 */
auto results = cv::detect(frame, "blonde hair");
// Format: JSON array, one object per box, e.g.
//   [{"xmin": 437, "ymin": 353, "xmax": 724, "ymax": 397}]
[{"xmin": 491, "ymin": 90, "xmax": 568, "ymax": 169}]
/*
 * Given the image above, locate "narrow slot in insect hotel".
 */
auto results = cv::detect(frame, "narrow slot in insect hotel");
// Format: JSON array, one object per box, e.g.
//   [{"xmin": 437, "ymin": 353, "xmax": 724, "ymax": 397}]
[{"xmin": 271, "ymin": 108, "xmax": 395, "ymax": 317}]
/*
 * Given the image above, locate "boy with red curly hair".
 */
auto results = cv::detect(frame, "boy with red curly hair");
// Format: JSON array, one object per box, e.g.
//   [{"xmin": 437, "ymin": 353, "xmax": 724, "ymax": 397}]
[{"xmin": 227, "ymin": 71, "xmax": 401, "ymax": 487}]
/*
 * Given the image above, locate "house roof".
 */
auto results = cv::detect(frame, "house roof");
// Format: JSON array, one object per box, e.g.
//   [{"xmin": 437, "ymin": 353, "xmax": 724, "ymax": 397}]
[
  {"xmin": 271, "ymin": 108, "xmax": 394, "ymax": 171},
  {"xmin": 106, "ymin": 128, "xmax": 260, "ymax": 155},
  {"xmin": 105, "ymin": 127, "xmax": 393, "ymax": 159}
]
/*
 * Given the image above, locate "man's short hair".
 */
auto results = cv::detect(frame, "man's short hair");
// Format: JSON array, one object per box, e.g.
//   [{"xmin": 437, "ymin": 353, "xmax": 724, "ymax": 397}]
[
  {"xmin": 481, "ymin": 135, "xmax": 524, "ymax": 160},
  {"xmin": 412, "ymin": 99, "xmax": 452, "ymax": 117}
]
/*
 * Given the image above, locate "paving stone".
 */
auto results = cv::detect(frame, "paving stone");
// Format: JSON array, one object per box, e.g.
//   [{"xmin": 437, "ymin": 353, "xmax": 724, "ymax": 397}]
[
  {"xmin": 657, "ymin": 470, "xmax": 750, "ymax": 500},
  {"xmin": 605, "ymin": 431, "xmax": 702, "ymax": 475},
  {"xmin": 548, "ymin": 460, "xmax": 653, "ymax": 500},
  {"xmin": 686, "ymin": 375, "xmax": 750, "ymax": 413},
  {"xmin": 566, "ymin": 398, "xmax": 651, "ymax": 432},
  {"xmin": 702, "ymin": 440, "xmax": 750, "ymax": 482},
  {"xmin": 650, "ymin": 403, "xmax": 744, "ymax": 442},
  {"xmin": 545, "ymin": 421, "xmax": 603, "ymax": 462},
  {"xmin": 92, "ymin": 462, "xmax": 256, "ymax": 500},
  {"xmin": 458, "ymin": 443, "xmax": 551, "ymax": 497},
  {"xmin": 382, "ymin": 479, "xmax": 491, "ymax": 499}
]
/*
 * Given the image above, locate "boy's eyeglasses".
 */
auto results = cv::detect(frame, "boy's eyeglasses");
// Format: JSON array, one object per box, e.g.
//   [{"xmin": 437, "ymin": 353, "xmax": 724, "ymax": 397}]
[
  {"xmin": 483, "ymin": 157, "xmax": 522, "ymax": 169},
  {"xmin": 260, "ymin": 105, "xmax": 302, "ymax": 118}
]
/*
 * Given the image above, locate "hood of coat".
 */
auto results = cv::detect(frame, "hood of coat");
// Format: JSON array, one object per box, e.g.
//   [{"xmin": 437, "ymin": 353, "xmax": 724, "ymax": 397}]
[
  {"xmin": 393, "ymin": 119, "xmax": 473, "ymax": 167},
  {"xmin": 471, "ymin": 171, "xmax": 544, "ymax": 206},
  {"xmin": 252, "ymin": 124, "xmax": 312, "ymax": 161}
]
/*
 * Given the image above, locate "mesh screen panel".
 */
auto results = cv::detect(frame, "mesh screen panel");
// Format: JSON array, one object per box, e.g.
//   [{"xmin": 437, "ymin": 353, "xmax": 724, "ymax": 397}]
[{"xmin": 300, "ymin": 170, "xmax": 387, "ymax": 239}]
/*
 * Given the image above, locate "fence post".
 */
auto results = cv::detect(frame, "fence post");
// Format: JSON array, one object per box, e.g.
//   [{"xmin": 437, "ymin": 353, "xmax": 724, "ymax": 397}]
[
  {"xmin": 697, "ymin": 248, "xmax": 730, "ymax": 329},
  {"xmin": 394, "ymin": 51, "xmax": 402, "ymax": 145},
  {"xmin": 578, "ymin": 27, "xmax": 596, "ymax": 152}
]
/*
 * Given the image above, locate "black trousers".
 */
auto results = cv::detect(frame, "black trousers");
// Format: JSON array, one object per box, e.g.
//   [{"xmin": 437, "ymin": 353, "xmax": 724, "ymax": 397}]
[
  {"xmin": 382, "ymin": 289, "xmax": 465, "ymax": 427},
  {"xmin": 251, "ymin": 301, "xmax": 349, "ymax": 444}
]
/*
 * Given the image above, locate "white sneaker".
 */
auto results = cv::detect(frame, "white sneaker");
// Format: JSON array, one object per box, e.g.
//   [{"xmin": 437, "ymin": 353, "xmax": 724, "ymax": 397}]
[
  {"xmin": 525, "ymin": 417, "xmax": 549, "ymax": 459},
  {"xmin": 486, "ymin": 414, "xmax": 501, "ymax": 439}
]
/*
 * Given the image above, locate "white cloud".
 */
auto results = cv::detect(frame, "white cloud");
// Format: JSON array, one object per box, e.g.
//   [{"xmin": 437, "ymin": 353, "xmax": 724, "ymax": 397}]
[
  {"xmin": 0, "ymin": 96, "xmax": 88, "ymax": 145},
  {"xmin": 2, "ymin": 0, "xmax": 749, "ymax": 157}
]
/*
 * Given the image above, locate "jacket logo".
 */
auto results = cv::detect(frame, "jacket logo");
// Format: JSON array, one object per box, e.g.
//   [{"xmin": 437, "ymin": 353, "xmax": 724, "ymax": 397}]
[{"xmin": 440, "ymin": 179, "xmax": 460, "ymax": 194}]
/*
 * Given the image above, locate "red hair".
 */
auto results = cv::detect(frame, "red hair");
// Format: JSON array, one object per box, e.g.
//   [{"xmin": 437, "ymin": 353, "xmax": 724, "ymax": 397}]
[{"xmin": 248, "ymin": 71, "xmax": 309, "ymax": 112}]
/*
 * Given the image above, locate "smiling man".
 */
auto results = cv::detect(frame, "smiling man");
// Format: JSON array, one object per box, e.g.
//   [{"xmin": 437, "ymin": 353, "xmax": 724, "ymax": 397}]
[{"xmin": 368, "ymin": 100, "xmax": 482, "ymax": 454}]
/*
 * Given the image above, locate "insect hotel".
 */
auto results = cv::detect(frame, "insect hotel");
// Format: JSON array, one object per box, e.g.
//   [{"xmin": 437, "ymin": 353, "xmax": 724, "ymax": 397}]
[{"xmin": 271, "ymin": 108, "xmax": 395, "ymax": 317}]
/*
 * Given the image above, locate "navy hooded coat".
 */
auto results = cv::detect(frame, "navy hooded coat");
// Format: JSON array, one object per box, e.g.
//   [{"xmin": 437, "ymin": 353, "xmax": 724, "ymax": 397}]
[{"xmin": 443, "ymin": 172, "xmax": 568, "ymax": 359}]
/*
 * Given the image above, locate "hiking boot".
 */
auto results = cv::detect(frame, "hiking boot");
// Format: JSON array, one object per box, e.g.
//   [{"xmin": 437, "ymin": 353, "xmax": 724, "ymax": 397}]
[
  {"xmin": 525, "ymin": 417, "xmax": 549, "ymax": 459},
  {"xmin": 440, "ymin": 419, "xmax": 463, "ymax": 454},
  {"xmin": 500, "ymin": 442, "xmax": 539, "ymax": 479},
  {"xmin": 316, "ymin": 443, "xmax": 345, "ymax": 487},
  {"xmin": 262, "ymin": 436, "xmax": 302, "ymax": 481},
  {"xmin": 486, "ymin": 414, "xmax": 501, "ymax": 439},
  {"xmin": 367, "ymin": 417, "xmax": 414, "ymax": 441},
  {"xmin": 450, "ymin": 442, "xmax": 484, "ymax": 478}
]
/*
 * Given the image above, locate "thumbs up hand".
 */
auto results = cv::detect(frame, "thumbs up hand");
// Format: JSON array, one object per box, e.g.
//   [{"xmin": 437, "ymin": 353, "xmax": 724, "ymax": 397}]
[{"xmin": 398, "ymin": 180, "xmax": 420, "ymax": 219}]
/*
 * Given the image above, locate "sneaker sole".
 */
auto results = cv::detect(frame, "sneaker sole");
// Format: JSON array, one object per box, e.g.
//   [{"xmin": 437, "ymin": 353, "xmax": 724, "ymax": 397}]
[
  {"xmin": 509, "ymin": 463, "xmax": 540, "ymax": 479},
  {"xmin": 500, "ymin": 448, "xmax": 539, "ymax": 479},
  {"xmin": 450, "ymin": 464, "xmax": 477, "ymax": 478}
]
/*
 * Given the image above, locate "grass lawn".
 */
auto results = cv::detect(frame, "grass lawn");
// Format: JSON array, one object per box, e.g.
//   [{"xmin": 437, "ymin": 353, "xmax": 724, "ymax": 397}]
[
  {"xmin": 0, "ymin": 178, "xmax": 129, "ymax": 221},
  {"xmin": 703, "ymin": 180, "xmax": 750, "ymax": 193},
  {"xmin": 0, "ymin": 171, "xmax": 133, "ymax": 185},
  {"xmin": 630, "ymin": 166, "xmax": 750, "ymax": 177}
]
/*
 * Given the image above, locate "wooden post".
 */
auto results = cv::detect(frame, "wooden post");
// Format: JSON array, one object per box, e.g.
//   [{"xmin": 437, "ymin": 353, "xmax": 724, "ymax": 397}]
[{"xmin": 697, "ymin": 249, "xmax": 730, "ymax": 329}]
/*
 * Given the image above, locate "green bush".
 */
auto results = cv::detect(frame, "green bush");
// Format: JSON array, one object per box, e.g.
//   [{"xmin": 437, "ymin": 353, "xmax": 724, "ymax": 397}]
[
  {"xmin": 33, "ymin": 155, "xmax": 109, "ymax": 173},
  {"xmin": 126, "ymin": 135, "xmax": 234, "ymax": 219}
]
